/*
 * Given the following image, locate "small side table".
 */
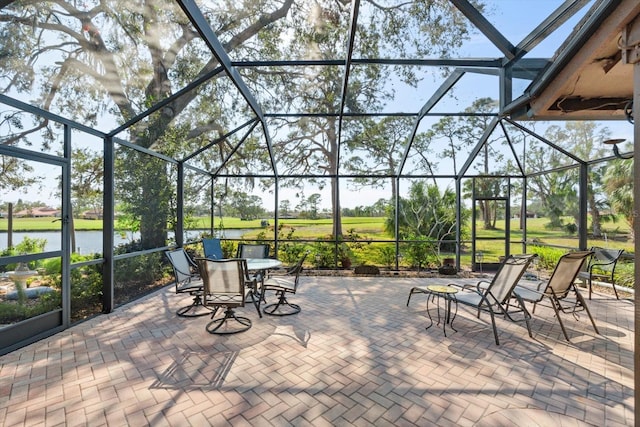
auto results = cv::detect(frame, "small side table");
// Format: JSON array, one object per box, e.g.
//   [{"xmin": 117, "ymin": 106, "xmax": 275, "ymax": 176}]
[{"xmin": 425, "ymin": 285, "xmax": 458, "ymax": 336}]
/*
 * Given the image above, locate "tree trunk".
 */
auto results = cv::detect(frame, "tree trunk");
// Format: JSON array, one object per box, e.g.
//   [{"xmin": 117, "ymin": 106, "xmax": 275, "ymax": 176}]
[
  {"xmin": 327, "ymin": 117, "xmax": 342, "ymax": 239},
  {"xmin": 139, "ymin": 161, "xmax": 170, "ymax": 249},
  {"xmin": 332, "ymin": 176, "xmax": 342, "ymax": 239}
]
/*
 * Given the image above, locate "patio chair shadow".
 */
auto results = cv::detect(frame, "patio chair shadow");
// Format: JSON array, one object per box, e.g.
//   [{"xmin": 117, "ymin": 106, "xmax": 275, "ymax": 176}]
[
  {"xmin": 572, "ymin": 336, "xmax": 634, "ymax": 371},
  {"xmin": 524, "ymin": 301, "xmax": 628, "ymax": 343},
  {"xmin": 151, "ymin": 349, "xmax": 239, "ymax": 390},
  {"xmin": 270, "ymin": 324, "xmax": 311, "ymax": 348},
  {"xmin": 406, "ymin": 304, "xmax": 504, "ymax": 344},
  {"xmin": 475, "ymin": 408, "xmax": 596, "ymax": 427},
  {"xmin": 448, "ymin": 322, "xmax": 555, "ymax": 361},
  {"xmin": 592, "ymin": 325, "xmax": 626, "ymax": 338},
  {"xmin": 447, "ymin": 342, "xmax": 488, "ymax": 360},
  {"xmin": 582, "ymin": 298, "xmax": 633, "ymax": 338}
]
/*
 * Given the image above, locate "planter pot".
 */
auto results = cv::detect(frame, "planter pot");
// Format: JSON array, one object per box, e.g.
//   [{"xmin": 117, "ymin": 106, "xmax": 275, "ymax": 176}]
[
  {"xmin": 442, "ymin": 258, "xmax": 455, "ymax": 267},
  {"xmin": 341, "ymin": 258, "xmax": 352, "ymax": 269},
  {"xmin": 475, "ymin": 262, "xmax": 502, "ymax": 272},
  {"xmin": 438, "ymin": 265, "xmax": 457, "ymax": 275},
  {"xmin": 354, "ymin": 265, "xmax": 380, "ymax": 275}
]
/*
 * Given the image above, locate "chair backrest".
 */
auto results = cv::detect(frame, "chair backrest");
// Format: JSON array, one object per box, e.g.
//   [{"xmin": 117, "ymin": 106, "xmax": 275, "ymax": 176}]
[
  {"xmin": 544, "ymin": 251, "xmax": 593, "ymax": 298},
  {"xmin": 589, "ymin": 247, "xmax": 624, "ymax": 272},
  {"xmin": 202, "ymin": 238, "xmax": 224, "ymax": 259},
  {"xmin": 237, "ymin": 243, "xmax": 270, "ymax": 259},
  {"xmin": 288, "ymin": 251, "xmax": 309, "ymax": 288},
  {"xmin": 196, "ymin": 258, "xmax": 247, "ymax": 304},
  {"xmin": 165, "ymin": 248, "xmax": 198, "ymax": 291},
  {"xmin": 486, "ymin": 254, "xmax": 537, "ymax": 303}
]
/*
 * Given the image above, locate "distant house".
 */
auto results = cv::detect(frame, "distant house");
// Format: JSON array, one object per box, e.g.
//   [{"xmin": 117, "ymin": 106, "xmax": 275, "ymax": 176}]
[
  {"xmin": 512, "ymin": 212, "xmax": 538, "ymax": 219},
  {"xmin": 13, "ymin": 207, "xmax": 61, "ymax": 218},
  {"xmin": 81, "ymin": 209, "xmax": 103, "ymax": 220}
]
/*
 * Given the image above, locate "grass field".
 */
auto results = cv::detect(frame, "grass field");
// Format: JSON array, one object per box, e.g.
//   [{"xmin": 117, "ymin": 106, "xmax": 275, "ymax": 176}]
[
  {"xmin": 1, "ymin": 215, "xmax": 633, "ymax": 255},
  {"xmin": 0, "ymin": 217, "xmax": 102, "ymax": 231}
]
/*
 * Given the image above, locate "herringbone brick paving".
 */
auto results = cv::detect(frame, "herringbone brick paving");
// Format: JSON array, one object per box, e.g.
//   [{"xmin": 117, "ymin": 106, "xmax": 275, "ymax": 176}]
[{"xmin": 0, "ymin": 276, "xmax": 634, "ymax": 426}]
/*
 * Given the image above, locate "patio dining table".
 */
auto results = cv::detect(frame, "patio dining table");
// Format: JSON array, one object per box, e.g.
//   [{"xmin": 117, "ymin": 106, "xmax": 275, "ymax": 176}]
[
  {"xmin": 243, "ymin": 258, "xmax": 282, "ymax": 310},
  {"xmin": 244, "ymin": 258, "xmax": 282, "ymax": 271}
]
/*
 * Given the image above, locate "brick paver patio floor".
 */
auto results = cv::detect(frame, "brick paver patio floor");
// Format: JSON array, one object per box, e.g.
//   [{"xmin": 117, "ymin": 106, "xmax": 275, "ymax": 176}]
[{"xmin": 0, "ymin": 276, "xmax": 634, "ymax": 426}]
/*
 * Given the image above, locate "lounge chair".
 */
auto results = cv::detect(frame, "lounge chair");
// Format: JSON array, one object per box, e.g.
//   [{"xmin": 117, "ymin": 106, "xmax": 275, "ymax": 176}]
[
  {"xmin": 408, "ymin": 254, "xmax": 537, "ymax": 345},
  {"xmin": 456, "ymin": 254, "xmax": 537, "ymax": 344},
  {"xmin": 514, "ymin": 250, "xmax": 599, "ymax": 342}
]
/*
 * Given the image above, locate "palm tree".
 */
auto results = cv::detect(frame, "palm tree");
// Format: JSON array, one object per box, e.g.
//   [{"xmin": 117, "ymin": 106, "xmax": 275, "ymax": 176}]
[{"xmin": 603, "ymin": 159, "xmax": 634, "ymax": 242}]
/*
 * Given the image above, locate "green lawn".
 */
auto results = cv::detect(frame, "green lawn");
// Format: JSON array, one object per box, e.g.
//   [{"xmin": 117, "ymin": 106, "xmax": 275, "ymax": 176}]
[
  {"xmin": 0, "ymin": 217, "xmax": 104, "ymax": 231},
  {"xmin": 1, "ymin": 214, "xmax": 633, "ymax": 255}
]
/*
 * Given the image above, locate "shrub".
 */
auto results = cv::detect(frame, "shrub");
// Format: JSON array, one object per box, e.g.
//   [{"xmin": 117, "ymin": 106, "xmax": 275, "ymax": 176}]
[
  {"xmin": 529, "ymin": 245, "xmax": 567, "ymax": 270},
  {"xmin": 70, "ymin": 264, "xmax": 103, "ymax": 320},
  {"xmin": 402, "ymin": 235, "xmax": 438, "ymax": 270},
  {"xmin": 311, "ymin": 239, "xmax": 337, "ymax": 268},
  {"xmin": 377, "ymin": 245, "xmax": 396, "ymax": 269},
  {"xmin": 276, "ymin": 225, "xmax": 307, "ymax": 265},
  {"xmin": 0, "ymin": 236, "xmax": 48, "ymax": 272},
  {"xmin": 38, "ymin": 253, "xmax": 103, "ymax": 321},
  {"xmin": 614, "ymin": 261, "xmax": 634, "ymax": 289},
  {"xmin": 0, "ymin": 290, "xmax": 61, "ymax": 324},
  {"xmin": 113, "ymin": 240, "xmax": 166, "ymax": 305}
]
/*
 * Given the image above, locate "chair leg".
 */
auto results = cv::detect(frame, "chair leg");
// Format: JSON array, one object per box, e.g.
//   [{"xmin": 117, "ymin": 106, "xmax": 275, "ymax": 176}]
[
  {"xmin": 611, "ymin": 281, "xmax": 620, "ymax": 300},
  {"xmin": 247, "ymin": 289, "xmax": 263, "ymax": 318},
  {"xmin": 512, "ymin": 294, "xmax": 533, "ymax": 338},
  {"xmin": 263, "ymin": 291, "xmax": 300, "ymax": 316},
  {"xmin": 407, "ymin": 288, "xmax": 431, "ymax": 306},
  {"xmin": 576, "ymin": 291, "xmax": 600, "ymax": 335},
  {"xmin": 550, "ymin": 297, "xmax": 571, "ymax": 342},
  {"xmin": 589, "ymin": 275, "xmax": 620, "ymax": 300},
  {"xmin": 206, "ymin": 308, "xmax": 252, "ymax": 334},
  {"xmin": 407, "ymin": 288, "xmax": 416, "ymax": 306},
  {"xmin": 177, "ymin": 292, "xmax": 214, "ymax": 318},
  {"xmin": 487, "ymin": 309, "xmax": 500, "ymax": 346}
]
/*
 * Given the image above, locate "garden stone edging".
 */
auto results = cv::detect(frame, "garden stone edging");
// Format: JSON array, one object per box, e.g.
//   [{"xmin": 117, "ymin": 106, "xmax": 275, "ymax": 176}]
[{"xmin": 5, "ymin": 286, "xmax": 54, "ymax": 300}]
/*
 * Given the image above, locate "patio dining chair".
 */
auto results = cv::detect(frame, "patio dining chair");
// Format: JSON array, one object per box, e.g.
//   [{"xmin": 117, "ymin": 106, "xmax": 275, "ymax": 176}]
[
  {"xmin": 196, "ymin": 258, "xmax": 253, "ymax": 334},
  {"xmin": 576, "ymin": 247, "xmax": 624, "ymax": 300},
  {"xmin": 514, "ymin": 250, "xmax": 599, "ymax": 342},
  {"xmin": 237, "ymin": 243, "xmax": 271, "ymax": 290},
  {"xmin": 408, "ymin": 254, "xmax": 537, "ymax": 345},
  {"xmin": 202, "ymin": 237, "xmax": 224, "ymax": 259},
  {"xmin": 262, "ymin": 251, "xmax": 308, "ymax": 316},
  {"xmin": 237, "ymin": 243, "xmax": 270, "ymax": 259},
  {"xmin": 165, "ymin": 248, "xmax": 212, "ymax": 318}
]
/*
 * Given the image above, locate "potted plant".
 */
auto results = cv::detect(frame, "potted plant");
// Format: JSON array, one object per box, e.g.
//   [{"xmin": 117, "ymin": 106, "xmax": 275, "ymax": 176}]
[
  {"xmin": 338, "ymin": 243, "xmax": 352, "ymax": 269},
  {"xmin": 442, "ymin": 257, "xmax": 455, "ymax": 267},
  {"xmin": 438, "ymin": 257, "xmax": 457, "ymax": 275},
  {"xmin": 341, "ymin": 256, "xmax": 352, "ymax": 269}
]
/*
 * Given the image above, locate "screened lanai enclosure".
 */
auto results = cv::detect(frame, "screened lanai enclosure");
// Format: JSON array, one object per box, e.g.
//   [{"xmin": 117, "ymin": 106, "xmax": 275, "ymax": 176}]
[{"xmin": 0, "ymin": 0, "xmax": 639, "ymax": 362}]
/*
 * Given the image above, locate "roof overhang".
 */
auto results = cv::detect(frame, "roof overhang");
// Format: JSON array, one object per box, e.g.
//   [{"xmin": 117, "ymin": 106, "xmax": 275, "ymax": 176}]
[{"xmin": 507, "ymin": 0, "xmax": 640, "ymax": 121}]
